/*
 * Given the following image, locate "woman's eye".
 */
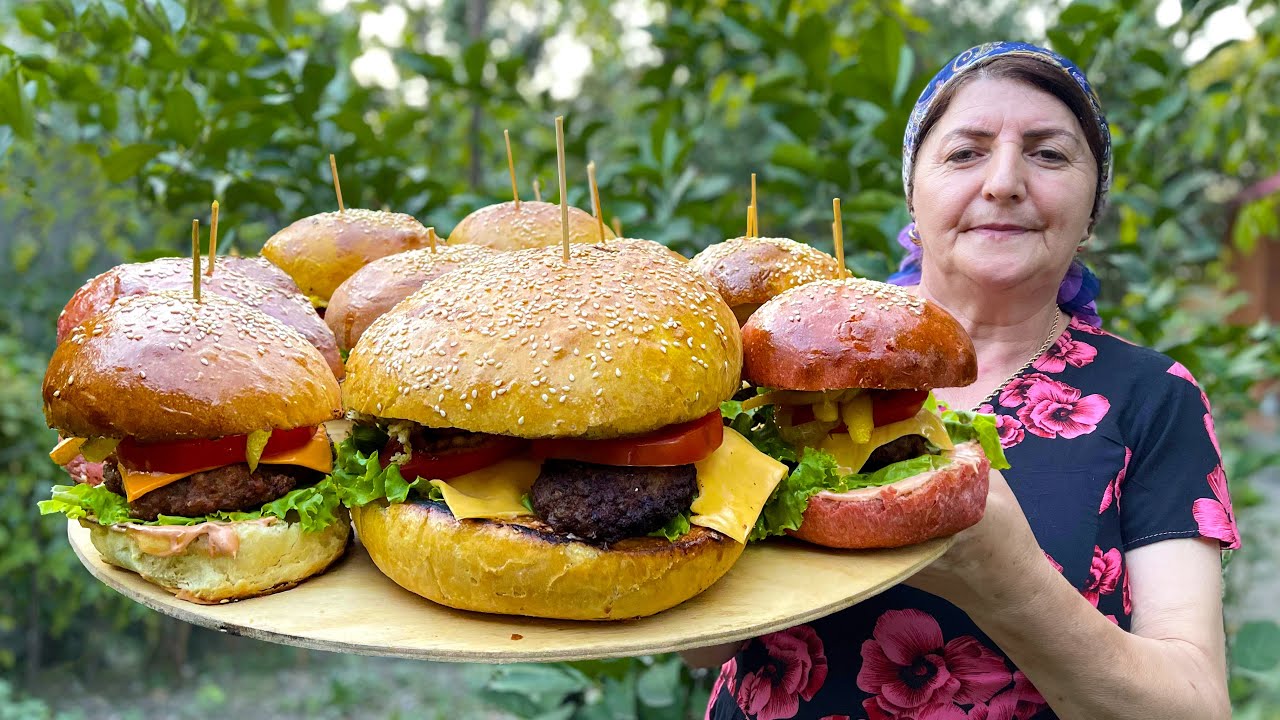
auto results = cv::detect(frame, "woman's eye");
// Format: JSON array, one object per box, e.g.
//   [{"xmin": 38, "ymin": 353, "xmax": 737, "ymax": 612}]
[
  {"xmin": 1036, "ymin": 149, "xmax": 1068, "ymax": 161},
  {"xmin": 946, "ymin": 149, "xmax": 978, "ymax": 163}
]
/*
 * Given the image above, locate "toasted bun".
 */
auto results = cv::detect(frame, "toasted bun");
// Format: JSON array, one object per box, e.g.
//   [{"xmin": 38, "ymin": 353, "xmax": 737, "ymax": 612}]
[
  {"xmin": 352, "ymin": 501, "xmax": 742, "ymax": 620},
  {"xmin": 742, "ymin": 278, "xmax": 977, "ymax": 390},
  {"xmin": 262, "ymin": 209, "xmax": 431, "ymax": 304},
  {"xmin": 56, "ymin": 258, "xmax": 343, "ymax": 378},
  {"xmin": 215, "ymin": 256, "xmax": 302, "ymax": 295},
  {"xmin": 325, "ymin": 245, "xmax": 495, "ymax": 352},
  {"xmin": 690, "ymin": 237, "xmax": 845, "ymax": 323},
  {"xmin": 446, "ymin": 201, "xmax": 616, "ymax": 251},
  {"xmin": 344, "ymin": 243, "xmax": 741, "ymax": 439},
  {"xmin": 611, "ymin": 237, "xmax": 688, "ymax": 263},
  {"xmin": 789, "ymin": 441, "xmax": 989, "ymax": 549},
  {"xmin": 44, "ymin": 291, "xmax": 342, "ymax": 441},
  {"xmin": 84, "ymin": 512, "xmax": 351, "ymax": 603}
]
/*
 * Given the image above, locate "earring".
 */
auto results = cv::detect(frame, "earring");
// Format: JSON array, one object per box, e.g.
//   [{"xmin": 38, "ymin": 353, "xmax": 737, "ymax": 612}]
[
  {"xmin": 908, "ymin": 225, "xmax": 923, "ymax": 246},
  {"xmin": 1077, "ymin": 234, "xmax": 1089, "ymax": 253}
]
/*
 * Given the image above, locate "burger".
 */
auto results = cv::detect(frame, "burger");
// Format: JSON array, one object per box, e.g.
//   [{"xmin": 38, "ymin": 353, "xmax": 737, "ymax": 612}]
[
  {"xmin": 324, "ymin": 244, "xmax": 495, "ymax": 354},
  {"xmin": 690, "ymin": 237, "xmax": 847, "ymax": 325},
  {"xmin": 330, "ymin": 242, "xmax": 788, "ymax": 620},
  {"xmin": 727, "ymin": 278, "xmax": 1008, "ymax": 549},
  {"xmin": 608, "ymin": 237, "xmax": 689, "ymax": 263},
  {"xmin": 446, "ymin": 200, "xmax": 616, "ymax": 251},
  {"xmin": 56, "ymin": 257, "xmax": 344, "ymax": 379},
  {"xmin": 39, "ymin": 291, "xmax": 350, "ymax": 603},
  {"xmin": 262, "ymin": 208, "xmax": 432, "ymax": 309}
]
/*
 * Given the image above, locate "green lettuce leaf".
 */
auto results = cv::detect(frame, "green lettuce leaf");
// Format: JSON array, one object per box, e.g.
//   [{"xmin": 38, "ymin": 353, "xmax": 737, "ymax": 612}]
[
  {"xmin": 648, "ymin": 511, "xmax": 693, "ymax": 541},
  {"xmin": 38, "ymin": 478, "xmax": 343, "ymax": 533},
  {"xmin": 721, "ymin": 401, "xmax": 796, "ymax": 464},
  {"xmin": 748, "ymin": 449, "xmax": 840, "ymax": 542},
  {"xmin": 941, "ymin": 409, "xmax": 1011, "ymax": 470},
  {"xmin": 329, "ymin": 434, "xmax": 421, "ymax": 507}
]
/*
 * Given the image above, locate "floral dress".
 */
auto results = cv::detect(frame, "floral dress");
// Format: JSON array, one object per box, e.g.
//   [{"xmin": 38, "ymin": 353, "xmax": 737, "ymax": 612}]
[{"xmin": 706, "ymin": 315, "xmax": 1240, "ymax": 720}]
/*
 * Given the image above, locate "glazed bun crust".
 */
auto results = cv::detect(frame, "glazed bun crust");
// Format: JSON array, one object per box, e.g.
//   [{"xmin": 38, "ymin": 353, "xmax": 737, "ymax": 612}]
[
  {"xmin": 788, "ymin": 441, "xmax": 989, "ymax": 549},
  {"xmin": 84, "ymin": 511, "xmax": 350, "ymax": 603},
  {"xmin": 262, "ymin": 209, "xmax": 431, "ymax": 303},
  {"xmin": 325, "ymin": 245, "xmax": 494, "ymax": 352},
  {"xmin": 44, "ymin": 291, "xmax": 342, "ymax": 441},
  {"xmin": 690, "ymin": 237, "xmax": 845, "ymax": 313},
  {"xmin": 446, "ymin": 201, "xmax": 616, "ymax": 251},
  {"xmin": 343, "ymin": 243, "xmax": 741, "ymax": 439},
  {"xmin": 742, "ymin": 278, "xmax": 977, "ymax": 391},
  {"xmin": 352, "ymin": 501, "xmax": 743, "ymax": 620},
  {"xmin": 56, "ymin": 258, "xmax": 344, "ymax": 378}
]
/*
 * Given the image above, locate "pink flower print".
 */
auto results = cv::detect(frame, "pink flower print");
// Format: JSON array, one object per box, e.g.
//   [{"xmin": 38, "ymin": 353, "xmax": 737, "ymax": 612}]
[
  {"xmin": 1045, "ymin": 551, "xmax": 1063, "ymax": 573},
  {"xmin": 1193, "ymin": 464, "xmax": 1240, "ymax": 550},
  {"xmin": 977, "ymin": 403, "xmax": 995, "ymax": 415},
  {"xmin": 982, "ymin": 672, "xmax": 1047, "ymax": 720},
  {"xmin": 858, "ymin": 610, "xmax": 1010, "ymax": 716},
  {"xmin": 1081, "ymin": 546, "xmax": 1122, "ymax": 606},
  {"xmin": 997, "ymin": 373, "xmax": 1059, "ymax": 409},
  {"xmin": 1099, "ymin": 447, "xmax": 1132, "ymax": 513},
  {"xmin": 818, "ymin": 716, "xmax": 851, "ymax": 720},
  {"xmin": 862, "ymin": 699, "xmax": 971, "ymax": 720},
  {"xmin": 1122, "ymin": 569, "xmax": 1132, "ymax": 615},
  {"xmin": 1033, "ymin": 334, "xmax": 1097, "ymax": 373},
  {"xmin": 1204, "ymin": 412, "xmax": 1222, "ymax": 462},
  {"xmin": 1015, "ymin": 381, "xmax": 1110, "ymax": 439},
  {"xmin": 707, "ymin": 657, "xmax": 738, "ymax": 720},
  {"xmin": 1167, "ymin": 362, "xmax": 1212, "ymax": 412},
  {"xmin": 1068, "ymin": 316, "xmax": 1106, "ymax": 336},
  {"xmin": 735, "ymin": 625, "xmax": 828, "ymax": 720},
  {"xmin": 995, "ymin": 415, "xmax": 1025, "ymax": 449}
]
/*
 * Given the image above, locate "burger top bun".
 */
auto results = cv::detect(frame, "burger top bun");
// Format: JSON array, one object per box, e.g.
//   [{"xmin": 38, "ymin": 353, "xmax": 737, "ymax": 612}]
[
  {"xmin": 343, "ymin": 243, "xmax": 741, "ymax": 439},
  {"xmin": 446, "ymin": 201, "xmax": 616, "ymax": 251},
  {"xmin": 690, "ymin": 237, "xmax": 846, "ymax": 318},
  {"xmin": 262, "ymin": 208, "xmax": 431, "ymax": 304},
  {"xmin": 325, "ymin": 244, "xmax": 496, "ymax": 352},
  {"xmin": 214, "ymin": 256, "xmax": 302, "ymax": 295},
  {"xmin": 56, "ymin": 258, "xmax": 344, "ymax": 379},
  {"xmin": 742, "ymin": 278, "xmax": 977, "ymax": 391},
  {"xmin": 609, "ymin": 237, "xmax": 688, "ymax": 263},
  {"xmin": 45, "ymin": 291, "xmax": 342, "ymax": 441}
]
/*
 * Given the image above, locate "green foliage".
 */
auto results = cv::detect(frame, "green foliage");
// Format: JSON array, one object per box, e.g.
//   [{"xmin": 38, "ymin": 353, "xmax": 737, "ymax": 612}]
[{"xmin": 480, "ymin": 656, "xmax": 711, "ymax": 720}]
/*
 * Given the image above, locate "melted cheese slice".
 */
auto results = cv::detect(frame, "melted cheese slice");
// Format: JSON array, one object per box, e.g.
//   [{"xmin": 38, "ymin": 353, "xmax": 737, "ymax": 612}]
[
  {"xmin": 120, "ymin": 427, "xmax": 334, "ymax": 502},
  {"xmin": 815, "ymin": 408, "xmax": 953, "ymax": 475},
  {"xmin": 429, "ymin": 459, "xmax": 542, "ymax": 520},
  {"xmin": 50, "ymin": 437, "xmax": 87, "ymax": 466},
  {"xmin": 690, "ymin": 427, "xmax": 788, "ymax": 544},
  {"xmin": 424, "ymin": 427, "xmax": 786, "ymax": 545}
]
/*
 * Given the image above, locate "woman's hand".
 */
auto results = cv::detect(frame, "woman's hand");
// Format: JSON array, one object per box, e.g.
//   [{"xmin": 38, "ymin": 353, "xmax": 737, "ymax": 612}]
[{"xmin": 904, "ymin": 468, "xmax": 1050, "ymax": 612}]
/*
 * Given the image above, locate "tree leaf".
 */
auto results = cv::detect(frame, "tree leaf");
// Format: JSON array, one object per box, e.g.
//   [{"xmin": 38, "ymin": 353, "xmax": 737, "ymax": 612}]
[
  {"xmin": 163, "ymin": 85, "xmax": 199, "ymax": 146},
  {"xmin": 463, "ymin": 40, "xmax": 487, "ymax": 87},
  {"xmin": 268, "ymin": 0, "xmax": 291, "ymax": 34},
  {"xmin": 636, "ymin": 659, "xmax": 681, "ymax": 707},
  {"xmin": 103, "ymin": 143, "xmax": 164, "ymax": 183},
  {"xmin": 1233, "ymin": 620, "xmax": 1280, "ymax": 672}
]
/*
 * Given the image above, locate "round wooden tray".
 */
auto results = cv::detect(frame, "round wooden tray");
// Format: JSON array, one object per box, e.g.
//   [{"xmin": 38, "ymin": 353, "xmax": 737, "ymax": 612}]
[{"xmin": 68, "ymin": 519, "xmax": 950, "ymax": 663}]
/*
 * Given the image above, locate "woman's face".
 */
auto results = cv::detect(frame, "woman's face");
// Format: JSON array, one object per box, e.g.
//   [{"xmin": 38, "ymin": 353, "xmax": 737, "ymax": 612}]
[{"xmin": 911, "ymin": 77, "xmax": 1098, "ymax": 295}]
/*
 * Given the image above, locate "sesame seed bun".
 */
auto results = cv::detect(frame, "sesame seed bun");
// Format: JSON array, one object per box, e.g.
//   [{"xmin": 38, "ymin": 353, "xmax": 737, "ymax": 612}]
[
  {"xmin": 262, "ymin": 209, "xmax": 432, "ymax": 305},
  {"xmin": 213, "ymin": 256, "xmax": 302, "ymax": 295},
  {"xmin": 44, "ymin": 291, "xmax": 343, "ymax": 441},
  {"xmin": 610, "ymin": 237, "xmax": 689, "ymax": 263},
  {"xmin": 56, "ymin": 258, "xmax": 344, "ymax": 379},
  {"xmin": 742, "ymin": 278, "xmax": 977, "ymax": 391},
  {"xmin": 690, "ymin": 237, "xmax": 846, "ymax": 325},
  {"xmin": 353, "ymin": 501, "xmax": 743, "ymax": 620},
  {"xmin": 325, "ymin": 245, "xmax": 495, "ymax": 353},
  {"xmin": 342, "ymin": 242, "xmax": 741, "ymax": 439},
  {"xmin": 446, "ymin": 200, "xmax": 616, "ymax": 251}
]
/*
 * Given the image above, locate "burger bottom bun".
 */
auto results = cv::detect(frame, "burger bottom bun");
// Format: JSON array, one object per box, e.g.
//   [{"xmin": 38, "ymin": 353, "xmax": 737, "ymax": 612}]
[
  {"xmin": 86, "ymin": 510, "xmax": 351, "ymax": 604},
  {"xmin": 789, "ymin": 441, "xmax": 990, "ymax": 549},
  {"xmin": 352, "ymin": 500, "xmax": 744, "ymax": 620}
]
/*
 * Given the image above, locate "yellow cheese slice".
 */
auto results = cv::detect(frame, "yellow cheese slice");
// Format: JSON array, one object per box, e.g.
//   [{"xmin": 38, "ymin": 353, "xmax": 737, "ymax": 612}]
[
  {"xmin": 690, "ymin": 427, "xmax": 788, "ymax": 544},
  {"xmin": 816, "ymin": 407, "xmax": 953, "ymax": 475},
  {"xmin": 49, "ymin": 437, "xmax": 87, "ymax": 466},
  {"xmin": 429, "ymin": 459, "xmax": 542, "ymax": 520},
  {"xmin": 120, "ymin": 427, "xmax": 333, "ymax": 502}
]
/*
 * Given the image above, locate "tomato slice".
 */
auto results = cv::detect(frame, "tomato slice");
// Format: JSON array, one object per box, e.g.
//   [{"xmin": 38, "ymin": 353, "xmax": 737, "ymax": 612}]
[
  {"xmin": 384, "ymin": 435, "xmax": 529, "ymax": 481},
  {"xmin": 786, "ymin": 390, "xmax": 931, "ymax": 431},
  {"xmin": 116, "ymin": 426, "xmax": 317, "ymax": 473},
  {"xmin": 530, "ymin": 410, "xmax": 724, "ymax": 467}
]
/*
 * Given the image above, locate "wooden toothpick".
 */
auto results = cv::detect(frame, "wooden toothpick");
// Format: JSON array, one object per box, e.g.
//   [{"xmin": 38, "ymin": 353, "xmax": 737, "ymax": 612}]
[
  {"xmin": 191, "ymin": 220, "xmax": 201, "ymax": 301},
  {"xmin": 533, "ymin": 178, "xmax": 542, "ymax": 203},
  {"xmin": 611, "ymin": 216, "xmax": 623, "ymax": 238},
  {"xmin": 587, "ymin": 160, "xmax": 605, "ymax": 243},
  {"xmin": 427, "ymin": 226, "xmax": 438, "ymax": 253},
  {"xmin": 504, "ymin": 129, "xmax": 520, "ymax": 209},
  {"xmin": 555, "ymin": 116, "xmax": 569, "ymax": 263},
  {"xmin": 329, "ymin": 154, "xmax": 345, "ymax": 213},
  {"xmin": 750, "ymin": 173, "xmax": 758, "ymax": 237},
  {"xmin": 206, "ymin": 200, "xmax": 219, "ymax": 276},
  {"xmin": 832, "ymin": 198, "xmax": 847, "ymax": 278}
]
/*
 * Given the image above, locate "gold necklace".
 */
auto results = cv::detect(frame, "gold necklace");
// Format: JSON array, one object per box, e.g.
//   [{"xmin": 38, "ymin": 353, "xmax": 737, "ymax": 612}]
[{"xmin": 970, "ymin": 311, "xmax": 1062, "ymax": 412}]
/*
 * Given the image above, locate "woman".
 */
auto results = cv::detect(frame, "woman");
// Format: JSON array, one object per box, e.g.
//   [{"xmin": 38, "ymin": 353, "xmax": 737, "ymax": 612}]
[{"xmin": 687, "ymin": 42, "xmax": 1239, "ymax": 720}]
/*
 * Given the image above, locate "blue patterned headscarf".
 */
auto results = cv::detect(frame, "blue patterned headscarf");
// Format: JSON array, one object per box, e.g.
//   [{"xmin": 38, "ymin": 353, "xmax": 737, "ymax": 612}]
[{"xmin": 887, "ymin": 41, "xmax": 1108, "ymax": 327}]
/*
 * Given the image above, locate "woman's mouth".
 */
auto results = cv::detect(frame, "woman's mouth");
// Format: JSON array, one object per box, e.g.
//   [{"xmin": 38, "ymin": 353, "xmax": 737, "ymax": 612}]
[{"xmin": 967, "ymin": 224, "xmax": 1032, "ymax": 238}]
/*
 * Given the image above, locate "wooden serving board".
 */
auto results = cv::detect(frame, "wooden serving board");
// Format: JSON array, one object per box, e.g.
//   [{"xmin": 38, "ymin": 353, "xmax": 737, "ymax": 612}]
[{"xmin": 68, "ymin": 520, "xmax": 950, "ymax": 663}]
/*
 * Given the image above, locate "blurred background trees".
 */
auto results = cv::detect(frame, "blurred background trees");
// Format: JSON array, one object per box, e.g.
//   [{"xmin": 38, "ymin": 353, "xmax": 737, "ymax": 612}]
[{"xmin": 2, "ymin": 0, "xmax": 1278, "ymax": 716}]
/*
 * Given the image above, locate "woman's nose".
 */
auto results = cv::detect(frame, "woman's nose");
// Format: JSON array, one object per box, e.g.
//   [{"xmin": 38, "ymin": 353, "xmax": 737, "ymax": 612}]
[{"xmin": 981, "ymin": 144, "xmax": 1027, "ymax": 203}]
